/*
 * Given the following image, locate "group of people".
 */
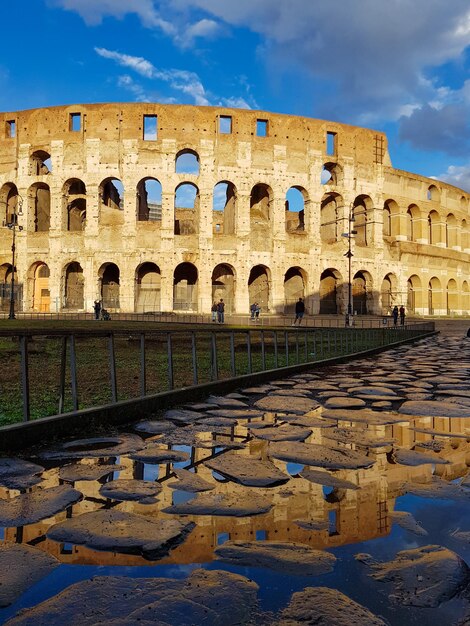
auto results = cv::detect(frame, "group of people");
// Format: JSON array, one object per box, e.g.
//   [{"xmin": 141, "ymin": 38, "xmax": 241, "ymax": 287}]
[
  {"xmin": 392, "ymin": 305, "xmax": 406, "ymax": 326},
  {"xmin": 211, "ymin": 299, "xmax": 225, "ymax": 323},
  {"xmin": 93, "ymin": 300, "xmax": 111, "ymax": 321},
  {"xmin": 250, "ymin": 302, "xmax": 261, "ymax": 320}
]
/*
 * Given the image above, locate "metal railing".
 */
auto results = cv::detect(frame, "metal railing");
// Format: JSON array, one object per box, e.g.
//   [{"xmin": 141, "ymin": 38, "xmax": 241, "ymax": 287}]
[{"xmin": 0, "ymin": 322, "xmax": 435, "ymax": 424}]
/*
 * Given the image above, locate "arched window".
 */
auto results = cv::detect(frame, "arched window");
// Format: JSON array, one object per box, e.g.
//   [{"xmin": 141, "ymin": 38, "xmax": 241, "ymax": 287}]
[
  {"xmin": 319, "ymin": 269, "xmax": 341, "ymax": 314},
  {"xmin": 250, "ymin": 184, "xmax": 272, "ymax": 225},
  {"xmin": 213, "ymin": 182, "xmax": 236, "ymax": 235},
  {"xmin": 64, "ymin": 262, "xmax": 84, "ymax": 309},
  {"xmin": 248, "ymin": 265, "xmax": 270, "ymax": 312},
  {"xmin": 285, "ymin": 187, "xmax": 306, "ymax": 232},
  {"xmin": 30, "ymin": 150, "xmax": 51, "ymax": 175},
  {"xmin": 174, "ymin": 183, "xmax": 199, "ymax": 235},
  {"xmin": 135, "ymin": 263, "xmax": 161, "ymax": 312},
  {"xmin": 63, "ymin": 179, "xmax": 86, "ymax": 231},
  {"xmin": 175, "ymin": 150, "xmax": 200, "ymax": 175},
  {"xmin": 29, "ymin": 183, "xmax": 50, "ymax": 232},
  {"xmin": 99, "ymin": 263, "xmax": 120, "ymax": 309},
  {"xmin": 137, "ymin": 178, "xmax": 162, "ymax": 222},
  {"xmin": 320, "ymin": 193, "xmax": 341, "ymax": 243},
  {"xmin": 173, "ymin": 262, "xmax": 198, "ymax": 311},
  {"xmin": 212, "ymin": 264, "xmax": 235, "ymax": 313},
  {"xmin": 100, "ymin": 178, "xmax": 124, "ymax": 226},
  {"xmin": 284, "ymin": 267, "xmax": 306, "ymax": 313}
]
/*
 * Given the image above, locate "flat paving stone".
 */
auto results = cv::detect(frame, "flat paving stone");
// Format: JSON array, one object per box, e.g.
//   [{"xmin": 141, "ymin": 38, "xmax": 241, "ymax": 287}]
[
  {"xmin": 163, "ymin": 409, "xmax": 206, "ymax": 423},
  {"xmin": 254, "ymin": 396, "xmax": 320, "ymax": 414},
  {"xmin": 324, "ymin": 397, "xmax": 366, "ymax": 409},
  {"xmin": 389, "ymin": 511, "xmax": 428, "ymax": 536},
  {"xmin": 205, "ymin": 452, "xmax": 290, "ymax": 487},
  {"xmin": 284, "ymin": 415, "xmax": 336, "ymax": 428},
  {"xmin": 269, "ymin": 441, "xmax": 375, "ymax": 470},
  {"xmin": 99, "ymin": 479, "xmax": 162, "ymax": 503},
  {"xmin": 168, "ymin": 468, "xmax": 215, "ymax": 492},
  {"xmin": 206, "ymin": 396, "xmax": 248, "ymax": 407},
  {"xmin": 0, "ymin": 544, "xmax": 59, "ymax": 607},
  {"xmin": 130, "ymin": 446, "xmax": 190, "ymax": 464},
  {"xmin": 47, "ymin": 510, "xmax": 195, "ymax": 560},
  {"xmin": 349, "ymin": 386, "xmax": 398, "ymax": 397},
  {"xmin": 197, "ymin": 415, "xmax": 238, "ymax": 427},
  {"xmin": 323, "ymin": 408, "xmax": 409, "ymax": 426},
  {"xmin": 0, "ymin": 485, "xmax": 82, "ymax": 527},
  {"xmin": 392, "ymin": 448, "xmax": 449, "ymax": 466},
  {"xmin": 215, "ymin": 540, "xmax": 336, "ymax": 575},
  {"xmin": 294, "ymin": 519, "xmax": 330, "ymax": 531},
  {"xmin": 278, "ymin": 586, "xmax": 387, "ymax": 626},
  {"xmin": 134, "ymin": 420, "xmax": 176, "ymax": 435},
  {"xmin": 399, "ymin": 400, "xmax": 470, "ymax": 418},
  {"xmin": 38, "ymin": 435, "xmax": 145, "ymax": 460},
  {"xmin": 162, "ymin": 491, "xmax": 273, "ymax": 517},
  {"xmin": 59, "ymin": 463, "xmax": 124, "ymax": 483},
  {"xmin": 0, "ymin": 458, "xmax": 43, "ymax": 480},
  {"xmin": 323, "ymin": 428, "xmax": 396, "ymax": 448},
  {"xmin": 404, "ymin": 476, "xmax": 470, "ymax": 501},
  {"xmin": 357, "ymin": 545, "xmax": 470, "ymax": 608},
  {"xmin": 203, "ymin": 408, "xmax": 265, "ymax": 419},
  {"xmin": 250, "ymin": 424, "xmax": 312, "ymax": 442},
  {"xmin": 300, "ymin": 468, "xmax": 360, "ymax": 490}
]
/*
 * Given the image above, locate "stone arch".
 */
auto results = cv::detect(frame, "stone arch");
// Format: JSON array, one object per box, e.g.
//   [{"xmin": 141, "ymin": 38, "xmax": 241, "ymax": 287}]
[
  {"xmin": 99, "ymin": 263, "xmax": 120, "ymax": 310},
  {"xmin": 321, "ymin": 162, "xmax": 343, "ymax": 187},
  {"xmin": 383, "ymin": 199, "xmax": 399, "ymax": 238},
  {"xmin": 320, "ymin": 193, "xmax": 342, "ymax": 243},
  {"xmin": 407, "ymin": 204, "xmax": 420, "ymax": 241},
  {"xmin": 0, "ymin": 263, "xmax": 15, "ymax": 312},
  {"xmin": 213, "ymin": 181, "xmax": 236, "ymax": 235},
  {"xmin": 63, "ymin": 262, "xmax": 84, "ymax": 309},
  {"xmin": 352, "ymin": 270, "xmax": 373, "ymax": 315},
  {"xmin": 212, "ymin": 264, "xmax": 236, "ymax": 313},
  {"xmin": 446, "ymin": 278, "xmax": 458, "ymax": 315},
  {"xmin": 284, "ymin": 267, "xmax": 306, "ymax": 314},
  {"xmin": 285, "ymin": 186, "xmax": 306, "ymax": 232},
  {"xmin": 100, "ymin": 178, "xmax": 124, "ymax": 226},
  {"xmin": 460, "ymin": 196, "xmax": 468, "ymax": 212},
  {"xmin": 0, "ymin": 183, "xmax": 20, "ymax": 225},
  {"xmin": 407, "ymin": 274, "xmax": 422, "ymax": 314},
  {"xmin": 29, "ymin": 150, "xmax": 51, "ymax": 176},
  {"xmin": 135, "ymin": 262, "xmax": 161, "ymax": 312},
  {"xmin": 446, "ymin": 213, "xmax": 457, "ymax": 248},
  {"xmin": 250, "ymin": 183, "xmax": 272, "ymax": 225},
  {"xmin": 28, "ymin": 261, "xmax": 50, "ymax": 312},
  {"xmin": 174, "ymin": 182, "xmax": 199, "ymax": 235},
  {"xmin": 427, "ymin": 184, "xmax": 440, "ymax": 202},
  {"xmin": 63, "ymin": 179, "xmax": 86, "ymax": 231},
  {"xmin": 175, "ymin": 149, "xmax": 200, "ymax": 175},
  {"xmin": 319, "ymin": 268, "xmax": 341, "ymax": 314},
  {"xmin": 381, "ymin": 273, "xmax": 398, "ymax": 313},
  {"xmin": 137, "ymin": 177, "xmax": 162, "ymax": 222},
  {"xmin": 428, "ymin": 210, "xmax": 440, "ymax": 245},
  {"xmin": 173, "ymin": 262, "xmax": 198, "ymax": 311},
  {"xmin": 463, "ymin": 281, "xmax": 470, "ymax": 314},
  {"xmin": 462, "ymin": 219, "xmax": 469, "ymax": 252},
  {"xmin": 428, "ymin": 276, "xmax": 442, "ymax": 315},
  {"xmin": 248, "ymin": 265, "xmax": 270, "ymax": 312},
  {"xmin": 28, "ymin": 182, "xmax": 50, "ymax": 232},
  {"xmin": 352, "ymin": 195, "xmax": 373, "ymax": 247}
]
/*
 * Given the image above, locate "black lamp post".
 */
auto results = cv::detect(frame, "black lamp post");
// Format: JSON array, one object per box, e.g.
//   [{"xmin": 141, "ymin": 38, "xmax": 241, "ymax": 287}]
[
  {"xmin": 4, "ymin": 196, "xmax": 23, "ymax": 320},
  {"xmin": 342, "ymin": 205, "xmax": 357, "ymax": 327}
]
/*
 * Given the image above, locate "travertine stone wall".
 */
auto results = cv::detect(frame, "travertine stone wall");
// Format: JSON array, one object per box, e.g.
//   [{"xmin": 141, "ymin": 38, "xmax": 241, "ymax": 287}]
[{"xmin": 0, "ymin": 103, "xmax": 468, "ymax": 316}]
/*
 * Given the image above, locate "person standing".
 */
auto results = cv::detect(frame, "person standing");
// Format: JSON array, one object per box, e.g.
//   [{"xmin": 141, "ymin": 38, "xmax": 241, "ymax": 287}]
[
  {"xmin": 93, "ymin": 300, "xmax": 101, "ymax": 320},
  {"xmin": 399, "ymin": 305, "xmax": 405, "ymax": 325},
  {"xmin": 392, "ymin": 305, "xmax": 399, "ymax": 326},
  {"xmin": 250, "ymin": 302, "xmax": 256, "ymax": 320},
  {"xmin": 255, "ymin": 303, "xmax": 260, "ymax": 321},
  {"xmin": 293, "ymin": 297, "xmax": 305, "ymax": 326},
  {"xmin": 217, "ymin": 299, "xmax": 225, "ymax": 324},
  {"xmin": 211, "ymin": 302, "xmax": 218, "ymax": 322}
]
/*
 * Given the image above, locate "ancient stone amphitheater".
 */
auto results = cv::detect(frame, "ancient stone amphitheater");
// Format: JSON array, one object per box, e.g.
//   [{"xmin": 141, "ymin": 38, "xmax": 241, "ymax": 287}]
[{"xmin": 0, "ymin": 103, "xmax": 468, "ymax": 316}]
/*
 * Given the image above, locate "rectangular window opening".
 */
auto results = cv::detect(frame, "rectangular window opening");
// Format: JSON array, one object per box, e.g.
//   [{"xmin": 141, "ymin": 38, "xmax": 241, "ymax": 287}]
[
  {"xmin": 70, "ymin": 113, "xmax": 82, "ymax": 132},
  {"xmin": 256, "ymin": 119, "xmax": 268, "ymax": 137},
  {"xmin": 219, "ymin": 115, "xmax": 232, "ymax": 134},
  {"xmin": 6, "ymin": 120, "xmax": 16, "ymax": 138},
  {"xmin": 328, "ymin": 510, "xmax": 338, "ymax": 536},
  {"xmin": 326, "ymin": 131, "xmax": 337, "ymax": 156},
  {"xmin": 143, "ymin": 115, "xmax": 158, "ymax": 140},
  {"xmin": 255, "ymin": 530, "xmax": 267, "ymax": 541},
  {"xmin": 217, "ymin": 532, "xmax": 230, "ymax": 545}
]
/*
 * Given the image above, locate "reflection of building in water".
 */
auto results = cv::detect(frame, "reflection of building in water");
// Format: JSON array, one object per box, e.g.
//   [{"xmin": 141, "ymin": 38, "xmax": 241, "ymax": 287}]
[{"xmin": 2, "ymin": 415, "xmax": 469, "ymax": 567}]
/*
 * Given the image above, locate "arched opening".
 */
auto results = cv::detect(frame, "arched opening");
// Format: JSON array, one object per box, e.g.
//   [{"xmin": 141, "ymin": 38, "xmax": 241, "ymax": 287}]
[
  {"xmin": 284, "ymin": 267, "xmax": 306, "ymax": 314},
  {"xmin": 175, "ymin": 150, "xmax": 200, "ymax": 175},
  {"xmin": 29, "ymin": 183, "xmax": 50, "ymax": 232},
  {"xmin": 135, "ymin": 262, "xmax": 161, "ymax": 312},
  {"xmin": 321, "ymin": 162, "xmax": 342, "ymax": 186},
  {"xmin": 352, "ymin": 271, "xmax": 372, "ymax": 314},
  {"xmin": 352, "ymin": 195, "xmax": 373, "ymax": 247},
  {"xmin": 99, "ymin": 263, "xmax": 120, "ymax": 310},
  {"xmin": 320, "ymin": 193, "xmax": 341, "ymax": 243},
  {"xmin": 463, "ymin": 281, "xmax": 470, "ymax": 314},
  {"xmin": 428, "ymin": 277, "xmax": 442, "ymax": 315},
  {"xmin": 383, "ymin": 199, "xmax": 399, "ymax": 238},
  {"xmin": 30, "ymin": 262, "xmax": 50, "ymax": 312},
  {"xmin": 29, "ymin": 150, "xmax": 51, "ymax": 175},
  {"xmin": 0, "ymin": 183, "xmax": 20, "ymax": 225},
  {"xmin": 248, "ymin": 265, "xmax": 270, "ymax": 312},
  {"xmin": 63, "ymin": 179, "xmax": 86, "ymax": 231},
  {"xmin": 174, "ymin": 182, "xmax": 199, "ymax": 235},
  {"xmin": 406, "ymin": 206, "xmax": 418, "ymax": 241},
  {"xmin": 446, "ymin": 279, "xmax": 458, "ymax": 315},
  {"xmin": 446, "ymin": 213, "xmax": 457, "ymax": 248},
  {"xmin": 100, "ymin": 178, "xmax": 124, "ymax": 226},
  {"xmin": 407, "ymin": 275, "xmax": 421, "ymax": 314},
  {"xmin": 0, "ymin": 263, "xmax": 16, "ymax": 312},
  {"xmin": 427, "ymin": 184, "xmax": 440, "ymax": 202},
  {"xmin": 173, "ymin": 262, "xmax": 198, "ymax": 311},
  {"xmin": 285, "ymin": 187, "xmax": 306, "ymax": 232},
  {"xmin": 462, "ymin": 219, "xmax": 469, "ymax": 252},
  {"xmin": 212, "ymin": 264, "xmax": 235, "ymax": 313},
  {"xmin": 381, "ymin": 273, "xmax": 397, "ymax": 313},
  {"xmin": 63, "ymin": 262, "xmax": 84, "ymax": 309},
  {"xmin": 137, "ymin": 178, "xmax": 162, "ymax": 222},
  {"xmin": 250, "ymin": 183, "xmax": 272, "ymax": 225},
  {"xmin": 213, "ymin": 182, "xmax": 236, "ymax": 235},
  {"xmin": 319, "ymin": 269, "xmax": 341, "ymax": 314}
]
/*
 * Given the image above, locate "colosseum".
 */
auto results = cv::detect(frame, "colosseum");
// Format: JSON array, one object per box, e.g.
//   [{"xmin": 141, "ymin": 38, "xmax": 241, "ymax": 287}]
[{"xmin": 0, "ymin": 102, "xmax": 468, "ymax": 317}]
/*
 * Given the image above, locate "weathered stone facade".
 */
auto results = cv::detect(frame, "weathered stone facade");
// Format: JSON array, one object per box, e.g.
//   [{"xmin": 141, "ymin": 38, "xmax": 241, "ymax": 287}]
[{"xmin": 0, "ymin": 103, "xmax": 468, "ymax": 316}]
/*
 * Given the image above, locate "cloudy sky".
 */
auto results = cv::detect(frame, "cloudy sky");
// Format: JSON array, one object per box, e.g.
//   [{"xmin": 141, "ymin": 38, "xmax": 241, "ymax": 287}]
[{"xmin": 3, "ymin": 0, "xmax": 470, "ymax": 190}]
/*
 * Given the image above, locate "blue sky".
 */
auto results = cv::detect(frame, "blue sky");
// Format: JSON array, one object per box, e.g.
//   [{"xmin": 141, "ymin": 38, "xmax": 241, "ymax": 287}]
[{"xmin": 3, "ymin": 0, "xmax": 470, "ymax": 190}]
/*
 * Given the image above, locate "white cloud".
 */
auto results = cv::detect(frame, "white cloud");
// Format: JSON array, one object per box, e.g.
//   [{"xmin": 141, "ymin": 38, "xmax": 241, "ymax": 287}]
[
  {"xmin": 177, "ymin": 18, "xmax": 223, "ymax": 47},
  {"xmin": 96, "ymin": 48, "xmax": 156, "ymax": 78},
  {"xmin": 434, "ymin": 164, "xmax": 470, "ymax": 193}
]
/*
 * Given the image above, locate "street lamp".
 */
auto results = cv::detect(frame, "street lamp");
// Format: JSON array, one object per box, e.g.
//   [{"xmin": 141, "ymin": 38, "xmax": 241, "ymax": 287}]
[
  {"xmin": 3, "ymin": 195, "xmax": 23, "ymax": 320},
  {"xmin": 341, "ymin": 206, "xmax": 357, "ymax": 327}
]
